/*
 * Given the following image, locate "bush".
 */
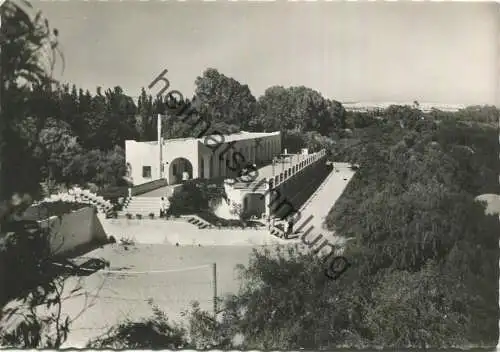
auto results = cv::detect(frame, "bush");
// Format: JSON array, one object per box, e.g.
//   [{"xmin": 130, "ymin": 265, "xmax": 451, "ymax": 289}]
[
  {"xmin": 125, "ymin": 213, "xmax": 132, "ymax": 219},
  {"xmin": 136, "ymin": 214, "xmax": 142, "ymax": 220},
  {"xmin": 167, "ymin": 181, "xmax": 227, "ymax": 217},
  {"xmin": 108, "ymin": 236, "xmax": 116, "ymax": 244},
  {"xmin": 119, "ymin": 237, "xmax": 135, "ymax": 246},
  {"xmin": 87, "ymin": 302, "xmax": 188, "ymax": 349},
  {"xmin": 0, "ymin": 224, "xmax": 53, "ymax": 306},
  {"xmin": 148, "ymin": 213, "xmax": 155, "ymax": 219}
]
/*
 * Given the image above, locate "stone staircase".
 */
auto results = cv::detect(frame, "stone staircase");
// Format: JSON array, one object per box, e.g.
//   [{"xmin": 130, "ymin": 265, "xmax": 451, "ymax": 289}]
[
  {"xmin": 270, "ymin": 226, "xmax": 286, "ymax": 238},
  {"xmin": 120, "ymin": 196, "xmax": 169, "ymax": 217},
  {"xmin": 186, "ymin": 215, "xmax": 213, "ymax": 229}
]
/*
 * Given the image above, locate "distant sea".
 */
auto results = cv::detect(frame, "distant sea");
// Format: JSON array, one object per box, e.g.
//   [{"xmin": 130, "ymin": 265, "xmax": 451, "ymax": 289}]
[{"xmin": 303, "ymin": 348, "xmax": 497, "ymax": 352}]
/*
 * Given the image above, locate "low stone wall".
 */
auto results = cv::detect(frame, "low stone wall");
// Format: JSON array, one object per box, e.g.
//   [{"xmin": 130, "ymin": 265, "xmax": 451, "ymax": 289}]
[
  {"xmin": 271, "ymin": 160, "xmax": 331, "ymax": 218},
  {"xmin": 38, "ymin": 207, "xmax": 107, "ymax": 256},
  {"xmin": 130, "ymin": 179, "xmax": 169, "ymax": 196}
]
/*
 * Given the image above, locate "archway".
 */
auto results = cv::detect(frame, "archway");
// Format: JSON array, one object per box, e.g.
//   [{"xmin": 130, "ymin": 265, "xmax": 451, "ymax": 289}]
[
  {"xmin": 242, "ymin": 193, "xmax": 266, "ymax": 218},
  {"xmin": 169, "ymin": 158, "xmax": 193, "ymax": 185}
]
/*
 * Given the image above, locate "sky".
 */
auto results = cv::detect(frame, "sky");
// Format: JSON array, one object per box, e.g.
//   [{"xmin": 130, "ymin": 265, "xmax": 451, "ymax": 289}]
[{"xmin": 33, "ymin": 1, "xmax": 499, "ymax": 106}]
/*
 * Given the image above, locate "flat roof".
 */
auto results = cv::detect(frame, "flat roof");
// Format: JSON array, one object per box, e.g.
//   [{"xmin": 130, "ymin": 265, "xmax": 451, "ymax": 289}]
[
  {"xmin": 197, "ymin": 131, "xmax": 280, "ymax": 144},
  {"xmin": 126, "ymin": 131, "xmax": 280, "ymax": 145}
]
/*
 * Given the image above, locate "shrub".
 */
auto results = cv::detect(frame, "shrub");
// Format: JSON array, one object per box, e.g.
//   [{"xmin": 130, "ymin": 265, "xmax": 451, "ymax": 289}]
[
  {"xmin": 120, "ymin": 237, "xmax": 135, "ymax": 246},
  {"xmin": 136, "ymin": 214, "xmax": 142, "ymax": 220},
  {"xmin": 125, "ymin": 213, "xmax": 132, "ymax": 219},
  {"xmin": 167, "ymin": 181, "xmax": 226, "ymax": 216},
  {"xmin": 149, "ymin": 212, "xmax": 155, "ymax": 219},
  {"xmin": 108, "ymin": 236, "xmax": 116, "ymax": 244}
]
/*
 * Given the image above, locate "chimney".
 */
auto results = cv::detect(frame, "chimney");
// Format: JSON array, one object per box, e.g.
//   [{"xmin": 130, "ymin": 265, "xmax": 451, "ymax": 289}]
[
  {"xmin": 157, "ymin": 114, "xmax": 162, "ymax": 144},
  {"xmin": 158, "ymin": 114, "xmax": 162, "ymax": 178}
]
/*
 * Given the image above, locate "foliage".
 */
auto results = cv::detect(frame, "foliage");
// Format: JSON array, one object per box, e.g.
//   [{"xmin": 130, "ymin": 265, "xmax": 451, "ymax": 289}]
[
  {"xmin": 87, "ymin": 301, "xmax": 188, "ymax": 349},
  {"xmin": 2, "ymin": 1, "xmax": 499, "ymax": 349},
  {"xmin": 146, "ymin": 106, "xmax": 498, "ymax": 350},
  {"xmin": 195, "ymin": 68, "xmax": 258, "ymax": 130},
  {"xmin": 0, "ymin": 2, "xmax": 102, "ymax": 349},
  {"xmin": 0, "ymin": 276, "xmax": 79, "ymax": 348},
  {"xmin": 1, "ymin": 0, "xmax": 63, "ymax": 198},
  {"xmin": 254, "ymin": 85, "xmax": 345, "ymax": 133},
  {"xmin": 282, "ymin": 129, "xmax": 336, "ymax": 154},
  {"xmin": 0, "ymin": 195, "xmax": 94, "ymax": 349},
  {"xmin": 167, "ymin": 181, "xmax": 226, "ymax": 216},
  {"xmin": 228, "ymin": 201, "xmax": 243, "ymax": 220},
  {"xmin": 65, "ymin": 146, "xmax": 127, "ymax": 188}
]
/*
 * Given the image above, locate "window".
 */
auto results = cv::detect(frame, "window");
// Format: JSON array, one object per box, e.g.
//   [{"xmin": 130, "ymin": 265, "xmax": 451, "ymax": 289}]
[
  {"xmin": 142, "ymin": 166, "xmax": 152, "ymax": 178},
  {"xmin": 173, "ymin": 165, "xmax": 177, "ymax": 176}
]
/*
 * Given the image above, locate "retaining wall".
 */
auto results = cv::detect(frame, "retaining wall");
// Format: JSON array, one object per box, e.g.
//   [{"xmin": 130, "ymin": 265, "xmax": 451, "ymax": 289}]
[
  {"xmin": 38, "ymin": 207, "xmax": 107, "ymax": 256},
  {"xmin": 130, "ymin": 179, "xmax": 169, "ymax": 196},
  {"xmin": 272, "ymin": 160, "xmax": 332, "ymax": 218}
]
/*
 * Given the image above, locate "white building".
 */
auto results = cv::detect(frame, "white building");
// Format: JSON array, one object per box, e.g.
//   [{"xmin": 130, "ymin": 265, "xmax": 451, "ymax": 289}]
[{"xmin": 125, "ymin": 115, "xmax": 281, "ymax": 186}]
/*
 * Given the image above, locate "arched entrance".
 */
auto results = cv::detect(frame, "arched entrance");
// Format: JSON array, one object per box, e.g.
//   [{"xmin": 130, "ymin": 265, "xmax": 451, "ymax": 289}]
[
  {"xmin": 243, "ymin": 193, "xmax": 266, "ymax": 218},
  {"xmin": 169, "ymin": 158, "xmax": 193, "ymax": 185}
]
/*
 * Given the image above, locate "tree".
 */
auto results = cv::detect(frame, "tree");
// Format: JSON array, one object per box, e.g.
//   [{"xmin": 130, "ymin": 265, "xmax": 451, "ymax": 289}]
[
  {"xmin": 33, "ymin": 118, "xmax": 82, "ymax": 186},
  {"xmin": 195, "ymin": 68, "xmax": 258, "ymax": 130},
  {"xmin": 256, "ymin": 86, "xmax": 344, "ymax": 134},
  {"xmin": 1, "ymin": 0, "xmax": 63, "ymax": 199},
  {"xmin": 65, "ymin": 146, "xmax": 126, "ymax": 187}
]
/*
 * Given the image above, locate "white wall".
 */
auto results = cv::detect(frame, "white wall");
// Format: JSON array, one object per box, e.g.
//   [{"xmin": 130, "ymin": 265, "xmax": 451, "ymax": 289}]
[
  {"xmin": 125, "ymin": 140, "xmax": 160, "ymax": 186},
  {"xmin": 126, "ymin": 133, "xmax": 282, "ymax": 186},
  {"xmin": 163, "ymin": 139, "xmax": 199, "ymax": 184},
  {"xmin": 38, "ymin": 207, "xmax": 107, "ymax": 256},
  {"xmin": 126, "ymin": 139, "xmax": 200, "ymax": 186},
  {"xmin": 197, "ymin": 133, "xmax": 282, "ymax": 180}
]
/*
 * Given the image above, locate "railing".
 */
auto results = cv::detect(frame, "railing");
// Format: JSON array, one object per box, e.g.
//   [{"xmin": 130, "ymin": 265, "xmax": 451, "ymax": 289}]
[
  {"xmin": 129, "ymin": 179, "xmax": 169, "ymax": 196},
  {"xmin": 224, "ymin": 149, "xmax": 327, "ymax": 192},
  {"xmin": 230, "ymin": 179, "xmax": 269, "ymax": 192},
  {"xmin": 272, "ymin": 149, "xmax": 326, "ymax": 188}
]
